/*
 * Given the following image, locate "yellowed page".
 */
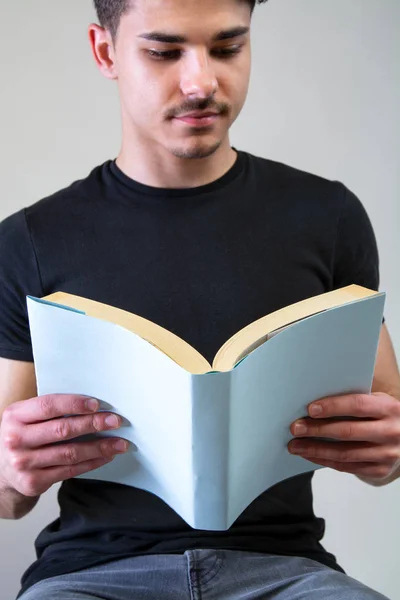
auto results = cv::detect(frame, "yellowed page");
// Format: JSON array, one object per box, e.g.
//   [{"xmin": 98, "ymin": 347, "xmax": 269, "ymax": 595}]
[
  {"xmin": 212, "ymin": 285, "xmax": 379, "ymax": 372},
  {"xmin": 42, "ymin": 292, "xmax": 212, "ymax": 375}
]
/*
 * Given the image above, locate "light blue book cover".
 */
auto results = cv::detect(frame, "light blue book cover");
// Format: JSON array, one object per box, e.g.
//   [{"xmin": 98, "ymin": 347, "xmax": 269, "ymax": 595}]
[{"xmin": 26, "ymin": 291, "xmax": 385, "ymax": 530}]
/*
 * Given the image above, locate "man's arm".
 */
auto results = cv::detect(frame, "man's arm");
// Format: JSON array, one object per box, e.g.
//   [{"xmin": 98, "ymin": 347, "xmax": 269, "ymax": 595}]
[
  {"xmin": 358, "ymin": 322, "xmax": 400, "ymax": 486},
  {"xmin": 371, "ymin": 323, "xmax": 400, "ymax": 399},
  {"xmin": 0, "ymin": 359, "xmax": 41, "ymax": 519},
  {"xmin": 0, "ymin": 358, "xmax": 129, "ymax": 521},
  {"xmin": 289, "ymin": 322, "xmax": 400, "ymax": 485}
]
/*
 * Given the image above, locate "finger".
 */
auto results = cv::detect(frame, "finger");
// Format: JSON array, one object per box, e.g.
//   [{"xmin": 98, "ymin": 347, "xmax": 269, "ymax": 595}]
[
  {"xmin": 307, "ymin": 392, "xmax": 400, "ymax": 420},
  {"xmin": 8, "ymin": 394, "xmax": 101, "ymax": 424},
  {"xmin": 12, "ymin": 438, "xmax": 129, "ymax": 470},
  {"xmin": 304, "ymin": 458, "xmax": 393, "ymax": 479},
  {"xmin": 17, "ymin": 456, "xmax": 117, "ymax": 496},
  {"xmin": 17, "ymin": 412, "xmax": 123, "ymax": 448},
  {"xmin": 49, "ymin": 455, "xmax": 121, "ymax": 482},
  {"xmin": 288, "ymin": 439, "xmax": 400, "ymax": 463},
  {"xmin": 291, "ymin": 417, "xmax": 393, "ymax": 443}
]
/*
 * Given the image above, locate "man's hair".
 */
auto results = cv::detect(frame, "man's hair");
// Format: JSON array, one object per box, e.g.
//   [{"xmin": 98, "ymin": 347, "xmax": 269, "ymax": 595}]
[{"xmin": 93, "ymin": 0, "xmax": 268, "ymax": 41}]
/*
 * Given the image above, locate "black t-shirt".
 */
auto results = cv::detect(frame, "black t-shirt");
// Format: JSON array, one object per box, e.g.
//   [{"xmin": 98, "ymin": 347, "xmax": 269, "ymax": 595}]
[{"xmin": 0, "ymin": 149, "xmax": 381, "ymax": 596}]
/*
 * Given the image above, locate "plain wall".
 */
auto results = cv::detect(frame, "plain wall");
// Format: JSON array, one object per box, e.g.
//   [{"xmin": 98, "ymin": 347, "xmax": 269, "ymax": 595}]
[{"xmin": 0, "ymin": 1, "xmax": 399, "ymax": 599}]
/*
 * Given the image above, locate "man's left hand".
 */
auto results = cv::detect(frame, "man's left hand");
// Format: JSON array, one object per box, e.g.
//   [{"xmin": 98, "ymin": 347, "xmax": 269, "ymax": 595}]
[{"xmin": 289, "ymin": 392, "xmax": 400, "ymax": 482}]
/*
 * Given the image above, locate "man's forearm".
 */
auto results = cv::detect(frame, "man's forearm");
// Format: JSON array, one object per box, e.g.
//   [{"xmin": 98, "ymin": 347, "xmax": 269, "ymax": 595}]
[
  {"xmin": 0, "ymin": 477, "xmax": 39, "ymax": 519},
  {"xmin": 358, "ymin": 385, "xmax": 400, "ymax": 487}
]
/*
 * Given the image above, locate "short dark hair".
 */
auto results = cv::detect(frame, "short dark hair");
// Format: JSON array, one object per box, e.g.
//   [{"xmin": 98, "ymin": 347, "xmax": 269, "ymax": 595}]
[{"xmin": 93, "ymin": 0, "xmax": 268, "ymax": 41}]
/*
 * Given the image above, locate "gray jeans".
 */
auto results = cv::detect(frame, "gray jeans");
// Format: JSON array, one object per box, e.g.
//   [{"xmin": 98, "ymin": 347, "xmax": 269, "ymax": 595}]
[{"xmin": 18, "ymin": 550, "xmax": 388, "ymax": 600}]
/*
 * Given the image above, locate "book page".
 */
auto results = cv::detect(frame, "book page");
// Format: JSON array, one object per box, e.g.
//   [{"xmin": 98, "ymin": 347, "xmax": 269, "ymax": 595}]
[{"xmin": 213, "ymin": 286, "xmax": 380, "ymax": 371}]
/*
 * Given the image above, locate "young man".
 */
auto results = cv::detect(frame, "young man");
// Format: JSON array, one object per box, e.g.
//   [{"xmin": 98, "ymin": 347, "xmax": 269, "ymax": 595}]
[{"xmin": 0, "ymin": 1, "xmax": 399, "ymax": 598}]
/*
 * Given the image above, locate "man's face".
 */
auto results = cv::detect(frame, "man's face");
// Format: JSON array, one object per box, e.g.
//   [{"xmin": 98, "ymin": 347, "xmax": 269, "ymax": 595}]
[{"xmin": 112, "ymin": 0, "xmax": 252, "ymax": 159}]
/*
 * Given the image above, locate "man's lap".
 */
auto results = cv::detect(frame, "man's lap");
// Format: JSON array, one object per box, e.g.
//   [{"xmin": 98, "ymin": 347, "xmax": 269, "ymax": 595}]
[{"xmin": 18, "ymin": 550, "xmax": 388, "ymax": 600}]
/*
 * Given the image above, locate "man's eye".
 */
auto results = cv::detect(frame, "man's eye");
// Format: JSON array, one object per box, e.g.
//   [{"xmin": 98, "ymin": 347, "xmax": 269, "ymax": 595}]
[
  {"xmin": 146, "ymin": 46, "xmax": 243, "ymax": 61},
  {"xmin": 212, "ymin": 46, "xmax": 242, "ymax": 57},
  {"xmin": 147, "ymin": 49, "xmax": 180, "ymax": 61}
]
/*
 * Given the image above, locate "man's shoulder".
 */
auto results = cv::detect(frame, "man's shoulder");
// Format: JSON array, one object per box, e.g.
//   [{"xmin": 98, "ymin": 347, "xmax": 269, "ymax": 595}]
[
  {"xmin": 0, "ymin": 161, "xmax": 108, "ymax": 250},
  {"xmin": 241, "ymin": 151, "xmax": 355, "ymax": 226},
  {"xmin": 246, "ymin": 151, "xmax": 344, "ymax": 196},
  {"xmin": 24, "ymin": 162, "xmax": 107, "ymax": 220}
]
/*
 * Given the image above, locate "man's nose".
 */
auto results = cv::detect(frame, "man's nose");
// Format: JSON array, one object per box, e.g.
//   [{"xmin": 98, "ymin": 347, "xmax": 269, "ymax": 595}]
[{"xmin": 180, "ymin": 50, "xmax": 218, "ymax": 99}]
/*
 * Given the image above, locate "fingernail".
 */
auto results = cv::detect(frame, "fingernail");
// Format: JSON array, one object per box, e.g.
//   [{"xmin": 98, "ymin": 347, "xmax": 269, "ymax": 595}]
[
  {"xmin": 294, "ymin": 423, "xmax": 307, "ymax": 435},
  {"xmin": 309, "ymin": 404, "xmax": 323, "ymax": 417},
  {"xmin": 87, "ymin": 398, "xmax": 99, "ymax": 411},
  {"xmin": 114, "ymin": 439, "xmax": 129, "ymax": 453},
  {"xmin": 105, "ymin": 415, "xmax": 120, "ymax": 428}
]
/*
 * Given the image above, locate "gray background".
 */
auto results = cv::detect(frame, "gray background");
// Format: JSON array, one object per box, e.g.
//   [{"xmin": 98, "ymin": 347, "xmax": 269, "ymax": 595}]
[{"xmin": 0, "ymin": 1, "xmax": 399, "ymax": 599}]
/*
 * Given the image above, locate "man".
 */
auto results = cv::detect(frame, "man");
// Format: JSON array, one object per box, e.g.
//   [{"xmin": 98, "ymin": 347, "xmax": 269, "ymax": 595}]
[{"xmin": 0, "ymin": 0, "xmax": 399, "ymax": 598}]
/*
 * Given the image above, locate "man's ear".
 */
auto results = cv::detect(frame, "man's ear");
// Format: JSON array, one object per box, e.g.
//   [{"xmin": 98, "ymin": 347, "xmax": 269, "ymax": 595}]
[{"xmin": 88, "ymin": 23, "xmax": 118, "ymax": 80}]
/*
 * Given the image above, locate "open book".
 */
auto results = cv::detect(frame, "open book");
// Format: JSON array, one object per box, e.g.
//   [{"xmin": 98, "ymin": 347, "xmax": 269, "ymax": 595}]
[{"xmin": 26, "ymin": 285, "xmax": 385, "ymax": 530}]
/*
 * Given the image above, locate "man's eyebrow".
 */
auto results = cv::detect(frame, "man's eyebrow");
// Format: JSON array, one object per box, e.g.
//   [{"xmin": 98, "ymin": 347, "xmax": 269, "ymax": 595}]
[{"xmin": 137, "ymin": 26, "xmax": 250, "ymax": 44}]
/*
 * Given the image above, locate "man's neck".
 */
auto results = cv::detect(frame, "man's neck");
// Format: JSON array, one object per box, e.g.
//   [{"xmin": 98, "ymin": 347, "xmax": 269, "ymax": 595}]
[{"xmin": 115, "ymin": 143, "xmax": 237, "ymax": 190}]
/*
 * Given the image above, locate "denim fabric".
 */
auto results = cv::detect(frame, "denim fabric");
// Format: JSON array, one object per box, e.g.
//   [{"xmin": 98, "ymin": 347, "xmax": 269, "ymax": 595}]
[{"xmin": 18, "ymin": 550, "xmax": 388, "ymax": 600}]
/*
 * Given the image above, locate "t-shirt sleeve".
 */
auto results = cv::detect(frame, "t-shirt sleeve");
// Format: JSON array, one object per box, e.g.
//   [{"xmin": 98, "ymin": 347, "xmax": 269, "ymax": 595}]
[
  {"xmin": 0, "ymin": 209, "xmax": 44, "ymax": 361},
  {"xmin": 332, "ymin": 183, "xmax": 381, "ymax": 293}
]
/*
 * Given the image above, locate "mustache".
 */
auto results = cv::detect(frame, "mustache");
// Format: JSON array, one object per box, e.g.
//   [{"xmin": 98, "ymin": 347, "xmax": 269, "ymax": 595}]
[{"xmin": 167, "ymin": 99, "xmax": 229, "ymax": 119}]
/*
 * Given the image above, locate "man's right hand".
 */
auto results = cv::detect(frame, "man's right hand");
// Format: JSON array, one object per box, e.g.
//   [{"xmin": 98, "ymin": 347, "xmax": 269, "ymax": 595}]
[{"xmin": 0, "ymin": 394, "xmax": 129, "ymax": 497}]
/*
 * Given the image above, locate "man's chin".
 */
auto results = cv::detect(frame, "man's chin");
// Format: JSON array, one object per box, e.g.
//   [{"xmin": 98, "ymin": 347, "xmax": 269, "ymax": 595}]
[{"xmin": 168, "ymin": 139, "xmax": 222, "ymax": 160}]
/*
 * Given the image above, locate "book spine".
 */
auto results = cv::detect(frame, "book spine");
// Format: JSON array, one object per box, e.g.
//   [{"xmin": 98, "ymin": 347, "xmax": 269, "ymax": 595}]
[{"xmin": 190, "ymin": 371, "xmax": 231, "ymax": 531}]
